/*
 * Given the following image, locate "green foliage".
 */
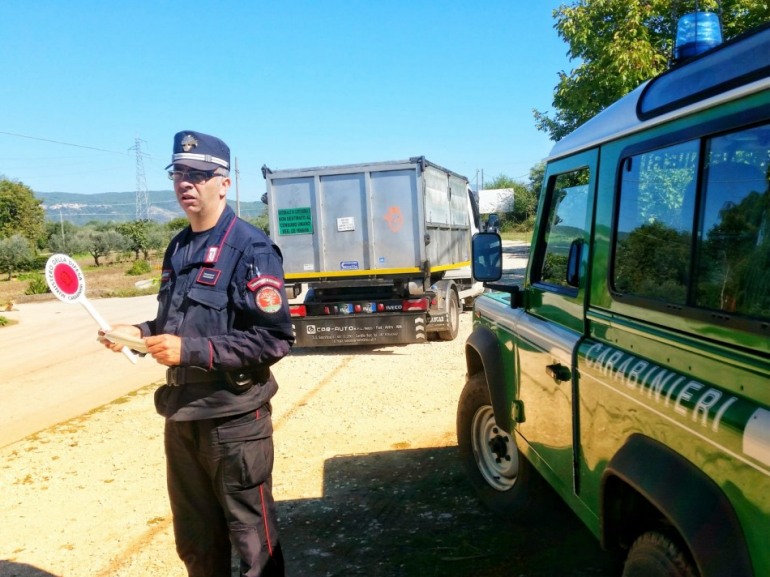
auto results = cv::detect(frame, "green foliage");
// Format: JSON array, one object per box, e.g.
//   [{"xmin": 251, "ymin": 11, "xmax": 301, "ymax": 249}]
[
  {"xmin": 0, "ymin": 234, "xmax": 35, "ymax": 280},
  {"xmin": 535, "ymin": 1, "xmax": 770, "ymax": 141},
  {"xmin": 71, "ymin": 228, "xmax": 129, "ymax": 267},
  {"xmin": 166, "ymin": 217, "xmax": 189, "ymax": 231},
  {"xmin": 483, "ymin": 174, "xmax": 538, "ymax": 232},
  {"xmin": 0, "ymin": 315, "xmax": 8, "ymax": 327},
  {"xmin": 615, "ymin": 221, "xmax": 690, "ymax": 303},
  {"xmin": 126, "ymin": 259, "xmax": 152, "ymax": 276},
  {"xmin": 0, "ymin": 178, "xmax": 46, "ymax": 247},
  {"xmin": 117, "ymin": 220, "xmax": 151, "ymax": 260},
  {"xmin": 248, "ymin": 212, "xmax": 270, "ymax": 234},
  {"xmin": 24, "ymin": 273, "xmax": 50, "ymax": 295}
]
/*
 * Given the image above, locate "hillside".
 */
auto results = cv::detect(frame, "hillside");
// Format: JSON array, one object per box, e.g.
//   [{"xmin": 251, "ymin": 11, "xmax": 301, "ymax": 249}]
[{"xmin": 36, "ymin": 190, "xmax": 265, "ymax": 225}]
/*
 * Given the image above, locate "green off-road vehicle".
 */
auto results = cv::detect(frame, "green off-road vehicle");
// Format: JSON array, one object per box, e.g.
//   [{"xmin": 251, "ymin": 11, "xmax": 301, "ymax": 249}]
[{"xmin": 458, "ymin": 17, "xmax": 770, "ymax": 577}]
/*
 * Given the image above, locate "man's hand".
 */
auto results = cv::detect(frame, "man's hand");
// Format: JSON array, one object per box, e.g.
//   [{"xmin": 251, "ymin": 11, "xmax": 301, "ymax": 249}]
[
  {"xmin": 98, "ymin": 324, "xmax": 141, "ymax": 353},
  {"xmin": 145, "ymin": 334, "xmax": 182, "ymax": 367}
]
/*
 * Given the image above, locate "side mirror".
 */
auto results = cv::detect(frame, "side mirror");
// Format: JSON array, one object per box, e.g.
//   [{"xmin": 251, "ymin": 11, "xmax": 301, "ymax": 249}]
[
  {"xmin": 471, "ymin": 232, "xmax": 503, "ymax": 282},
  {"xmin": 485, "ymin": 214, "xmax": 500, "ymax": 233},
  {"xmin": 566, "ymin": 238, "xmax": 583, "ymax": 287}
]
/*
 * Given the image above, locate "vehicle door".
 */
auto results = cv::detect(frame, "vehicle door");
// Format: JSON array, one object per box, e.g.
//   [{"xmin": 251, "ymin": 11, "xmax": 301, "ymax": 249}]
[{"xmin": 515, "ymin": 150, "xmax": 596, "ymax": 493}]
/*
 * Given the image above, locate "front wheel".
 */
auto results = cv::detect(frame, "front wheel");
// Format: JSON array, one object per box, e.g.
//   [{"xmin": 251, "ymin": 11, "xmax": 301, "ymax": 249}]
[
  {"xmin": 456, "ymin": 372, "xmax": 545, "ymax": 518},
  {"xmin": 622, "ymin": 531, "xmax": 698, "ymax": 577}
]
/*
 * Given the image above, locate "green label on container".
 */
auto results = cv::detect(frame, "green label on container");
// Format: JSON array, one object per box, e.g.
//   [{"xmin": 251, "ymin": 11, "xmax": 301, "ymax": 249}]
[{"xmin": 277, "ymin": 207, "xmax": 313, "ymax": 235}]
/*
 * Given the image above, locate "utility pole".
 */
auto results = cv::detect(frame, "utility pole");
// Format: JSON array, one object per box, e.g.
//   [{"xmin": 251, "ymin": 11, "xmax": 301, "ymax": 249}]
[{"xmin": 130, "ymin": 137, "xmax": 150, "ymax": 221}]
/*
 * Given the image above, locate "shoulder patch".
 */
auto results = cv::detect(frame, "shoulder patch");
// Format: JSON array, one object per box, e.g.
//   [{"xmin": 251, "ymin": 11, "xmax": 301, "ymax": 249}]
[
  {"xmin": 255, "ymin": 286, "xmax": 283, "ymax": 313},
  {"xmin": 247, "ymin": 275, "xmax": 283, "ymax": 292}
]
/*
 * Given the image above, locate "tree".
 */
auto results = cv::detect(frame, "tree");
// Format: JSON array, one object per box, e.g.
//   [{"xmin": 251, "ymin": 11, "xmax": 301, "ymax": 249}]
[
  {"xmin": 74, "ymin": 228, "xmax": 128, "ymax": 266},
  {"xmin": 0, "ymin": 178, "xmax": 46, "ymax": 248},
  {"xmin": 117, "ymin": 220, "xmax": 150, "ymax": 260},
  {"xmin": 535, "ymin": 0, "xmax": 770, "ymax": 141},
  {"xmin": 0, "ymin": 234, "xmax": 34, "ymax": 280}
]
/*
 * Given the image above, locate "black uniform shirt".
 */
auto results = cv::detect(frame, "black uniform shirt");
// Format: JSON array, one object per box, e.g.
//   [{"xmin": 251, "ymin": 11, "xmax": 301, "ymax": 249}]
[{"xmin": 137, "ymin": 205, "xmax": 295, "ymax": 420}]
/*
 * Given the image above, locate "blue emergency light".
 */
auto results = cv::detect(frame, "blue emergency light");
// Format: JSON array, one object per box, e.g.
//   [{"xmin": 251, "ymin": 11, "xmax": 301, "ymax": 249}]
[{"xmin": 673, "ymin": 11, "xmax": 723, "ymax": 63}]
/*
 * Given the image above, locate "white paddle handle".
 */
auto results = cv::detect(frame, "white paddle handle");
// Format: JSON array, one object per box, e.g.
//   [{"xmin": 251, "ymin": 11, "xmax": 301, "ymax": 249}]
[{"xmin": 79, "ymin": 297, "xmax": 138, "ymax": 364}]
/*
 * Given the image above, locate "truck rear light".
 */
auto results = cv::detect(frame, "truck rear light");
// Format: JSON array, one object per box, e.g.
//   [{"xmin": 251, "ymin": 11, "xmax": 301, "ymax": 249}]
[
  {"xmin": 289, "ymin": 304, "xmax": 307, "ymax": 317},
  {"xmin": 402, "ymin": 298, "xmax": 429, "ymax": 311}
]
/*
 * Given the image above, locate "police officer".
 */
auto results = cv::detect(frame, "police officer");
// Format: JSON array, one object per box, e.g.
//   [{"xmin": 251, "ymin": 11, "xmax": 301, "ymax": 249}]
[{"xmin": 101, "ymin": 130, "xmax": 294, "ymax": 577}]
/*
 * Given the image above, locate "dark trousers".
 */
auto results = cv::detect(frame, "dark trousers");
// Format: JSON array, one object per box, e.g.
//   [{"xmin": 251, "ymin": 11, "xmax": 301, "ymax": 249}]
[{"xmin": 164, "ymin": 408, "xmax": 284, "ymax": 577}]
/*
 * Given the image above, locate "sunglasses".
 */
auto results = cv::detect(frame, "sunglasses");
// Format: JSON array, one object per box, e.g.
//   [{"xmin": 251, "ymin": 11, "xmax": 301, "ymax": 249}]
[{"xmin": 167, "ymin": 170, "xmax": 221, "ymax": 184}]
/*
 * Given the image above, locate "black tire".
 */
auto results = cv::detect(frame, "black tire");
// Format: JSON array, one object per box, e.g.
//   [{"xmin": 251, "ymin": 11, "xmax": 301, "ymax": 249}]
[
  {"xmin": 456, "ymin": 372, "xmax": 544, "ymax": 518},
  {"xmin": 437, "ymin": 290, "xmax": 459, "ymax": 341},
  {"xmin": 622, "ymin": 531, "xmax": 698, "ymax": 577}
]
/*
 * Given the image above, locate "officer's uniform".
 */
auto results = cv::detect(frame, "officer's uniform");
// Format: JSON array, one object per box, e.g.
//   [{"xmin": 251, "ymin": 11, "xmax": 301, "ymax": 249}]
[{"xmin": 136, "ymin": 131, "xmax": 294, "ymax": 577}]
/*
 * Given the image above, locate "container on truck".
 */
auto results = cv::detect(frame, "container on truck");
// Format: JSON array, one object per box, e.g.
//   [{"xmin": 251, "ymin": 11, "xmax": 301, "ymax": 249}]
[{"xmin": 262, "ymin": 156, "xmax": 483, "ymax": 347}]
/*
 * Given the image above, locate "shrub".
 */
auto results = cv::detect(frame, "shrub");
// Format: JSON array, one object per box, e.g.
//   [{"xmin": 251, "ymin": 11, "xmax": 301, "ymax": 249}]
[
  {"xmin": 126, "ymin": 259, "xmax": 152, "ymax": 276},
  {"xmin": 24, "ymin": 273, "xmax": 50, "ymax": 295}
]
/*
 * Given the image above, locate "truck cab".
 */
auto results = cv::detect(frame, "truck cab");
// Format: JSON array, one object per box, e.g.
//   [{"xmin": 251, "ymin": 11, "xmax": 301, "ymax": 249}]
[{"xmin": 458, "ymin": 20, "xmax": 770, "ymax": 577}]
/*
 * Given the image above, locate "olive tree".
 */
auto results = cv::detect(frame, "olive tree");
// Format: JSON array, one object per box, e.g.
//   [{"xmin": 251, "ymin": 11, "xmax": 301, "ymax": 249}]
[{"xmin": 0, "ymin": 234, "xmax": 34, "ymax": 280}]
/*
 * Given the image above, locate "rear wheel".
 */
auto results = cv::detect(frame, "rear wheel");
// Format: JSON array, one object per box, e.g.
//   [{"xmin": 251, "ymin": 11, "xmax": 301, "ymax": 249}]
[
  {"xmin": 622, "ymin": 531, "xmax": 698, "ymax": 577},
  {"xmin": 437, "ymin": 291, "xmax": 459, "ymax": 341},
  {"xmin": 457, "ymin": 372, "xmax": 544, "ymax": 517}
]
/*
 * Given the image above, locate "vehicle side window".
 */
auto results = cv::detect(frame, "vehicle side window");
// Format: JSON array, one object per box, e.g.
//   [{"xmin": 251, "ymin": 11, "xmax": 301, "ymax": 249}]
[
  {"xmin": 536, "ymin": 168, "xmax": 590, "ymax": 288},
  {"xmin": 613, "ymin": 123, "xmax": 770, "ymax": 322},
  {"xmin": 695, "ymin": 125, "xmax": 770, "ymax": 319},
  {"xmin": 614, "ymin": 141, "xmax": 699, "ymax": 304}
]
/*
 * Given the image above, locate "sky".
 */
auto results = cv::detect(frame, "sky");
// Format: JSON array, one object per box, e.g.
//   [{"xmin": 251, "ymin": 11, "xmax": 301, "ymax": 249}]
[{"xmin": 0, "ymin": 1, "xmax": 573, "ymax": 204}]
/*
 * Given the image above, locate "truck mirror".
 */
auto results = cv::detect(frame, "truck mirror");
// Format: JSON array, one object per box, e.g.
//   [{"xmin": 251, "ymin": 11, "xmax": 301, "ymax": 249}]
[
  {"xmin": 485, "ymin": 214, "xmax": 500, "ymax": 233},
  {"xmin": 472, "ymin": 232, "xmax": 503, "ymax": 282}
]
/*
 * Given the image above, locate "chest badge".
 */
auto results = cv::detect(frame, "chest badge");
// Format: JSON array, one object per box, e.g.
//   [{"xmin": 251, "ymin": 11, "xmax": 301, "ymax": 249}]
[{"xmin": 196, "ymin": 268, "xmax": 221, "ymax": 286}]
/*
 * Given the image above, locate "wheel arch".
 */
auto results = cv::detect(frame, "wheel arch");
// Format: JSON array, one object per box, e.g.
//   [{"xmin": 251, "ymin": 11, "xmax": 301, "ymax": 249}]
[
  {"xmin": 465, "ymin": 324, "xmax": 513, "ymax": 434},
  {"xmin": 602, "ymin": 434, "xmax": 754, "ymax": 577}
]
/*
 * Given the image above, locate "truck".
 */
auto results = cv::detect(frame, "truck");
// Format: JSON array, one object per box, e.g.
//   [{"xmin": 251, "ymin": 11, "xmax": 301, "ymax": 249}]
[
  {"xmin": 262, "ymin": 156, "xmax": 484, "ymax": 347},
  {"xmin": 458, "ymin": 17, "xmax": 770, "ymax": 577}
]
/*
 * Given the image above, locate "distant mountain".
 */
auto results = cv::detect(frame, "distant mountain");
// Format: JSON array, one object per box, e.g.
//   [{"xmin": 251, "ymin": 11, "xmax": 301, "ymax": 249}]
[{"xmin": 36, "ymin": 190, "xmax": 265, "ymax": 225}]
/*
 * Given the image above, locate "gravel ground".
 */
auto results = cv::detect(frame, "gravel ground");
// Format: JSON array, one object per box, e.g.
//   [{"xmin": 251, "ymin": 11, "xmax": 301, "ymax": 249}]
[{"xmin": 0, "ymin": 242, "xmax": 617, "ymax": 577}]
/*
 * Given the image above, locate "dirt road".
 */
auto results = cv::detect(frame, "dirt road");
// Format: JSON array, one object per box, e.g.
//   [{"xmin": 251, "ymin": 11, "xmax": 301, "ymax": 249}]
[{"xmin": 0, "ymin": 244, "xmax": 616, "ymax": 577}]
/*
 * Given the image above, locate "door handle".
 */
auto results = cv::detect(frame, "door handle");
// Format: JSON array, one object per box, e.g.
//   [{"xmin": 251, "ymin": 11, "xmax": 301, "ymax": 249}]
[{"xmin": 546, "ymin": 363, "xmax": 571, "ymax": 382}]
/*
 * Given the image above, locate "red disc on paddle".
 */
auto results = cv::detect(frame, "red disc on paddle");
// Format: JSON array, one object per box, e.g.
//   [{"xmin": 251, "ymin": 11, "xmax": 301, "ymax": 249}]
[{"xmin": 53, "ymin": 262, "xmax": 80, "ymax": 295}]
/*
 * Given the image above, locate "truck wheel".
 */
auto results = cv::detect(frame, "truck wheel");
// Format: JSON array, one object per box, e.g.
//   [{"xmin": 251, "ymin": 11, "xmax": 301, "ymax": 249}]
[
  {"xmin": 437, "ymin": 291, "xmax": 459, "ymax": 341},
  {"xmin": 457, "ymin": 372, "xmax": 544, "ymax": 518},
  {"xmin": 622, "ymin": 531, "xmax": 697, "ymax": 577}
]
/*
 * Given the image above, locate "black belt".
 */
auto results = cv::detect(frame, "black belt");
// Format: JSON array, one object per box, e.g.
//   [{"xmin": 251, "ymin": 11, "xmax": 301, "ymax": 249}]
[
  {"xmin": 166, "ymin": 367, "xmax": 270, "ymax": 387},
  {"xmin": 166, "ymin": 367, "xmax": 222, "ymax": 386}
]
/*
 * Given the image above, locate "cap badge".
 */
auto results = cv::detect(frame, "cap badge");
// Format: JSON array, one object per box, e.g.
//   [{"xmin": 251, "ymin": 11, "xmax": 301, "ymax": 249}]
[{"xmin": 181, "ymin": 134, "xmax": 198, "ymax": 152}]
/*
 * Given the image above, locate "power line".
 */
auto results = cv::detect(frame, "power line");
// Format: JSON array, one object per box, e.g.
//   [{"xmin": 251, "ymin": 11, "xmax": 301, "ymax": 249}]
[{"xmin": 0, "ymin": 130, "xmax": 130, "ymax": 156}]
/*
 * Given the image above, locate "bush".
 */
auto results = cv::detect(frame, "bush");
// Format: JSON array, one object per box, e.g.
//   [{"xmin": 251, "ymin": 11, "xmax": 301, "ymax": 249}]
[
  {"xmin": 126, "ymin": 259, "xmax": 152, "ymax": 276},
  {"xmin": 24, "ymin": 273, "xmax": 50, "ymax": 295}
]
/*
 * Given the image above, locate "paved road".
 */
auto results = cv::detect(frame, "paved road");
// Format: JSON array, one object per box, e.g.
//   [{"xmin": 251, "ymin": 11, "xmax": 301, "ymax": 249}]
[{"xmin": 0, "ymin": 295, "xmax": 165, "ymax": 448}]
